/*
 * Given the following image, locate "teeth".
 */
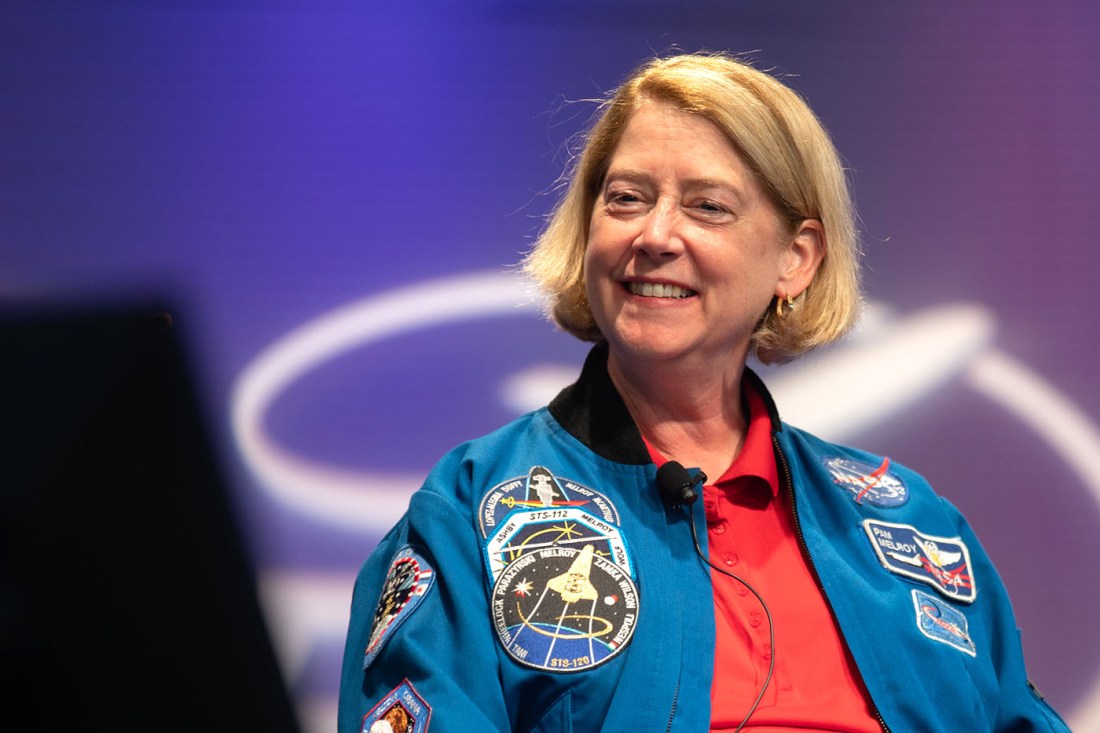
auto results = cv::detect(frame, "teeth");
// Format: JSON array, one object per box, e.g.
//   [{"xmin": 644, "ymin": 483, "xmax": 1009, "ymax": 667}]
[{"xmin": 628, "ymin": 282, "xmax": 694, "ymax": 298}]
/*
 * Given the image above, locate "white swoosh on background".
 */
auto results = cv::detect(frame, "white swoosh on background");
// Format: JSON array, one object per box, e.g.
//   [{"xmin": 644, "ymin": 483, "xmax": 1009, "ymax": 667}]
[
  {"xmin": 233, "ymin": 270, "xmax": 1100, "ymax": 732},
  {"xmin": 231, "ymin": 270, "xmax": 542, "ymax": 531}
]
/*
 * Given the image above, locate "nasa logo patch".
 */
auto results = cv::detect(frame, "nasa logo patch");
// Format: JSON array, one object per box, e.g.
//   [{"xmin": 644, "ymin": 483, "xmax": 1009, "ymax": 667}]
[
  {"xmin": 484, "ymin": 506, "xmax": 633, "ymax": 584},
  {"xmin": 912, "ymin": 590, "xmax": 976, "ymax": 657},
  {"xmin": 360, "ymin": 679, "xmax": 432, "ymax": 733},
  {"xmin": 864, "ymin": 520, "xmax": 976, "ymax": 602},
  {"xmin": 363, "ymin": 546, "xmax": 436, "ymax": 669},
  {"xmin": 478, "ymin": 466, "xmax": 621, "ymax": 537},
  {"xmin": 823, "ymin": 456, "xmax": 908, "ymax": 507},
  {"xmin": 491, "ymin": 544, "xmax": 638, "ymax": 673}
]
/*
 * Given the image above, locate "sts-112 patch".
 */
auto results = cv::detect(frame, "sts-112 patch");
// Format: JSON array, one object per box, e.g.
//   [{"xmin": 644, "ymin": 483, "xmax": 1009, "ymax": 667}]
[
  {"xmin": 360, "ymin": 679, "xmax": 431, "ymax": 733},
  {"xmin": 483, "ymin": 506, "xmax": 633, "ymax": 584},
  {"xmin": 363, "ymin": 546, "xmax": 435, "ymax": 669},
  {"xmin": 491, "ymin": 544, "xmax": 638, "ymax": 673},
  {"xmin": 863, "ymin": 520, "xmax": 976, "ymax": 602},
  {"xmin": 478, "ymin": 466, "xmax": 621, "ymax": 538},
  {"xmin": 823, "ymin": 455, "xmax": 908, "ymax": 507},
  {"xmin": 911, "ymin": 590, "xmax": 977, "ymax": 657}
]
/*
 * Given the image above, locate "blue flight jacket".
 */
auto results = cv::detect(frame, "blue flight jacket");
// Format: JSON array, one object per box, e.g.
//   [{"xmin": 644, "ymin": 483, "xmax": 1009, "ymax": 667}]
[{"xmin": 339, "ymin": 342, "xmax": 1070, "ymax": 732}]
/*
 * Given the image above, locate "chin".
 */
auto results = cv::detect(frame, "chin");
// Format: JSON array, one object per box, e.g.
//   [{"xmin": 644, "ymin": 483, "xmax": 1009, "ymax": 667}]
[{"xmin": 606, "ymin": 331, "xmax": 696, "ymax": 364}]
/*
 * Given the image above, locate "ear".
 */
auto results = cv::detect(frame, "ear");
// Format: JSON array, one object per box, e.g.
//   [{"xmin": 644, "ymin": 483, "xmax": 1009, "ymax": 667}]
[{"xmin": 776, "ymin": 219, "xmax": 825, "ymax": 298}]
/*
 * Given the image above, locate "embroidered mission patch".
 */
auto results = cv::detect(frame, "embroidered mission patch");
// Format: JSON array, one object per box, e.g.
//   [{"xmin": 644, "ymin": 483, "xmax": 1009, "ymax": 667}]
[
  {"xmin": 911, "ymin": 590, "xmax": 977, "ymax": 657},
  {"xmin": 491, "ymin": 544, "xmax": 638, "ymax": 672},
  {"xmin": 823, "ymin": 455, "xmax": 908, "ymax": 507},
  {"xmin": 478, "ymin": 466, "xmax": 621, "ymax": 537},
  {"xmin": 360, "ymin": 679, "xmax": 432, "ymax": 733},
  {"xmin": 363, "ymin": 546, "xmax": 436, "ymax": 669},
  {"xmin": 864, "ymin": 520, "xmax": 976, "ymax": 602},
  {"xmin": 484, "ymin": 506, "xmax": 633, "ymax": 584}
]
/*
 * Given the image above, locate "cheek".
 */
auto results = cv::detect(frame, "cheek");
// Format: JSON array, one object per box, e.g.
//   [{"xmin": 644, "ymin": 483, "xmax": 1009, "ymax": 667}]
[
  {"xmin": 582, "ymin": 238, "xmax": 618, "ymax": 326},
  {"xmin": 582, "ymin": 243, "xmax": 603, "ymax": 304},
  {"xmin": 582, "ymin": 229, "xmax": 610, "ymax": 284},
  {"xmin": 584, "ymin": 215, "xmax": 624, "ymax": 271}
]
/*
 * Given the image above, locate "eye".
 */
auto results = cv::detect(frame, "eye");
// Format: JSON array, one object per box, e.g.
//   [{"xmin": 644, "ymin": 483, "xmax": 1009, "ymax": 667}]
[
  {"xmin": 695, "ymin": 198, "xmax": 730, "ymax": 212},
  {"xmin": 690, "ymin": 197, "xmax": 734, "ymax": 222},
  {"xmin": 604, "ymin": 188, "xmax": 646, "ymax": 211}
]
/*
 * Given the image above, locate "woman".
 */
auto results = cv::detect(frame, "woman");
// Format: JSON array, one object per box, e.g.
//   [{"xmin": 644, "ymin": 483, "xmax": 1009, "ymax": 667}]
[{"xmin": 339, "ymin": 52, "xmax": 1069, "ymax": 732}]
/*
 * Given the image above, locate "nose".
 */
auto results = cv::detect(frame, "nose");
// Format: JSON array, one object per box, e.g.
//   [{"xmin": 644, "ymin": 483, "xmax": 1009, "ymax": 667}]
[{"xmin": 633, "ymin": 197, "xmax": 683, "ymax": 257}]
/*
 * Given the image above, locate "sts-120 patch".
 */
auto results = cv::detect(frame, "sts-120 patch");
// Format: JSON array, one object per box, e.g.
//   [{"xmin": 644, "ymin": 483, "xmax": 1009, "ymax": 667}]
[
  {"xmin": 491, "ymin": 544, "xmax": 638, "ymax": 673},
  {"xmin": 363, "ymin": 546, "xmax": 435, "ymax": 669},
  {"xmin": 478, "ymin": 466, "xmax": 621, "ymax": 538}
]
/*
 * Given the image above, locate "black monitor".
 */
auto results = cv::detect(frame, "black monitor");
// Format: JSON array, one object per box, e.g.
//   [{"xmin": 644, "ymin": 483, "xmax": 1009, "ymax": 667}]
[{"xmin": 0, "ymin": 303, "xmax": 302, "ymax": 732}]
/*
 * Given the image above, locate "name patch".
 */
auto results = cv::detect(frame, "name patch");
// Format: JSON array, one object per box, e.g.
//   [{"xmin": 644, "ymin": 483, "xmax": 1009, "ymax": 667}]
[
  {"xmin": 912, "ymin": 590, "xmax": 977, "ymax": 657},
  {"xmin": 863, "ymin": 520, "xmax": 976, "ymax": 602},
  {"xmin": 491, "ymin": 544, "xmax": 638, "ymax": 673},
  {"xmin": 363, "ymin": 546, "xmax": 436, "ymax": 669}
]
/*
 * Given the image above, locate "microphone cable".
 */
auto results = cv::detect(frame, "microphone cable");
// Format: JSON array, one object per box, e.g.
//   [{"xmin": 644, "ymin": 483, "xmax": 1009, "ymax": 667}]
[
  {"xmin": 687, "ymin": 508, "xmax": 775, "ymax": 733},
  {"xmin": 658, "ymin": 461, "xmax": 775, "ymax": 733}
]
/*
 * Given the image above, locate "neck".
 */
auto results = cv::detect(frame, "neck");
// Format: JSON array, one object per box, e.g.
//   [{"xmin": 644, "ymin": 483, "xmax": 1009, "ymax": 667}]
[{"xmin": 606, "ymin": 347, "xmax": 749, "ymax": 481}]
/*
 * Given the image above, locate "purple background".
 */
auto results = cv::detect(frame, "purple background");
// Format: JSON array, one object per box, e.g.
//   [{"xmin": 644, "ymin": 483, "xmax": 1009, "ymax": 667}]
[{"xmin": 4, "ymin": 1, "xmax": 1099, "ymax": 730}]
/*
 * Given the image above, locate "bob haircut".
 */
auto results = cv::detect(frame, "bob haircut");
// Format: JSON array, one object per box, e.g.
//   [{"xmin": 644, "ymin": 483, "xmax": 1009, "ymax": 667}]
[{"xmin": 523, "ymin": 51, "xmax": 862, "ymax": 364}]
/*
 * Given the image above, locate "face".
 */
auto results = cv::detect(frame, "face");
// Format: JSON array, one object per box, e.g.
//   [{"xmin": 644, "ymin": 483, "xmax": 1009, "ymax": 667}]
[{"xmin": 584, "ymin": 100, "xmax": 817, "ymax": 373}]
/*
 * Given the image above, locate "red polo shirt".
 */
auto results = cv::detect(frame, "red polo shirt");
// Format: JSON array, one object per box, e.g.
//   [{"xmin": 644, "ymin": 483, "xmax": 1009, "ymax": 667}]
[{"xmin": 645, "ymin": 381, "xmax": 881, "ymax": 732}]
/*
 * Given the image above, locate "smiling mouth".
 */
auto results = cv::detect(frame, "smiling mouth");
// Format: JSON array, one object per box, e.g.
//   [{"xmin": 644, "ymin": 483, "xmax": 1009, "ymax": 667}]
[{"xmin": 625, "ymin": 282, "xmax": 696, "ymax": 298}]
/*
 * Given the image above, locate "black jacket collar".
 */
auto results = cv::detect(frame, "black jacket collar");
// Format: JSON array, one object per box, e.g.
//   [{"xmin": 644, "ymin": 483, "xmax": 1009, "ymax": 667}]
[{"xmin": 548, "ymin": 341, "xmax": 783, "ymax": 466}]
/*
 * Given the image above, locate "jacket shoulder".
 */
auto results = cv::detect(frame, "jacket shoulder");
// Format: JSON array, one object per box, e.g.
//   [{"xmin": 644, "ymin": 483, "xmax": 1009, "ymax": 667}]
[{"xmin": 777, "ymin": 422, "xmax": 938, "ymax": 497}]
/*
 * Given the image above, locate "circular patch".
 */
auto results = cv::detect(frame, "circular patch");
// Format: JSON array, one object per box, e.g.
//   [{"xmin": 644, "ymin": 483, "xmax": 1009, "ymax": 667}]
[
  {"xmin": 363, "ymin": 546, "xmax": 435, "ymax": 669},
  {"xmin": 491, "ymin": 544, "xmax": 638, "ymax": 672},
  {"xmin": 484, "ymin": 506, "xmax": 633, "ymax": 584},
  {"xmin": 478, "ymin": 465, "xmax": 621, "ymax": 537},
  {"xmin": 822, "ymin": 455, "xmax": 909, "ymax": 507}
]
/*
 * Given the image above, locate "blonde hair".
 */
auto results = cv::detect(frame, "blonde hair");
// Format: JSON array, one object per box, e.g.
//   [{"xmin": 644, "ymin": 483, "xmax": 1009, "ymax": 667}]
[{"xmin": 522, "ymin": 51, "xmax": 861, "ymax": 364}]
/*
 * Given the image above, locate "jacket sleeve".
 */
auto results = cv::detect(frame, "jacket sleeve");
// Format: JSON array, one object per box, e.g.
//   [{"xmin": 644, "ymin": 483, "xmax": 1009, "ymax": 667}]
[
  {"xmin": 338, "ymin": 459, "xmax": 511, "ymax": 733},
  {"xmin": 942, "ymin": 498, "xmax": 1072, "ymax": 732}
]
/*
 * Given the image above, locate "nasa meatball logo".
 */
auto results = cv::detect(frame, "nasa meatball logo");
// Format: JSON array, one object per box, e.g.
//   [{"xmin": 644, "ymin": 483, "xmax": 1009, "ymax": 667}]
[
  {"xmin": 491, "ymin": 544, "xmax": 638, "ymax": 672},
  {"xmin": 823, "ymin": 456, "xmax": 908, "ymax": 507}
]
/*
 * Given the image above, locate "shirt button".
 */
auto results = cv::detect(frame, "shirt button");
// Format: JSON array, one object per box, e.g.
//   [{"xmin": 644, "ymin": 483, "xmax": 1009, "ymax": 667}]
[
  {"xmin": 713, "ymin": 524, "xmax": 726, "ymax": 535},
  {"xmin": 750, "ymin": 611, "xmax": 763, "ymax": 627},
  {"xmin": 723, "ymin": 553, "xmax": 736, "ymax": 566},
  {"xmin": 762, "ymin": 643, "xmax": 772, "ymax": 660},
  {"xmin": 736, "ymin": 584, "xmax": 749, "ymax": 597}
]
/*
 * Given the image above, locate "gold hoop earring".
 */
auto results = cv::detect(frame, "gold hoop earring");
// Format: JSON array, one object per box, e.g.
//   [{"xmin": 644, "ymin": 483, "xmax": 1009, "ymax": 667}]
[{"xmin": 775, "ymin": 293, "xmax": 795, "ymax": 319}]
